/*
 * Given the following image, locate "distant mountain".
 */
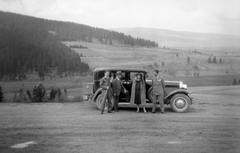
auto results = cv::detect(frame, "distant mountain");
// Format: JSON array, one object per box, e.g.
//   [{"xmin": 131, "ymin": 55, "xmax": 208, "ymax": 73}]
[
  {"xmin": 115, "ymin": 27, "xmax": 240, "ymax": 51},
  {"xmin": 0, "ymin": 11, "xmax": 158, "ymax": 80}
]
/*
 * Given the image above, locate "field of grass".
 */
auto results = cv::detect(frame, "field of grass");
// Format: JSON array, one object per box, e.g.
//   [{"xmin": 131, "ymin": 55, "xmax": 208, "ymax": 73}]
[
  {"xmin": 1, "ymin": 76, "xmax": 92, "ymax": 102},
  {"xmin": 1, "ymin": 41, "xmax": 240, "ymax": 102},
  {"xmin": 66, "ymin": 41, "xmax": 240, "ymax": 77},
  {"xmin": 166, "ymin": 75, "xmax": 240, "ymax": 87}
]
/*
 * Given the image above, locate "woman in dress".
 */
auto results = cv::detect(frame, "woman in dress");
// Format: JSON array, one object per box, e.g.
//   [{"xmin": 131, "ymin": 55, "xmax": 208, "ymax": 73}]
[{"xmin": 130, "ymin": 73, "xmax": 147, "ymax": 113}]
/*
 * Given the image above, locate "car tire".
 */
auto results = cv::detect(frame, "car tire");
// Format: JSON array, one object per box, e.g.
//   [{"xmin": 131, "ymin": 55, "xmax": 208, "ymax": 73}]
[
  {"xmin": 96, "ymin": 93, "xmax": 113, "ymax": 111},
  {"xmin": 170, "ymin": 94, "xmax": 190, "ymax": 113},
  {"xmin": 147, "ymin": 87, "xmax": 153, "ymax": 103}
]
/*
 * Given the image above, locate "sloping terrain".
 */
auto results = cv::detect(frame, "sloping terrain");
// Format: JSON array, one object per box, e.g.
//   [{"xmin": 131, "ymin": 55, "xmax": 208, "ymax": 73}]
[
  {"xmin": 66, "ymin": 41, "xmax": 240, "ymax": 79},
  {"xmin": 115, "ymin": 27, "xmax": 240, "ymax": 51}
]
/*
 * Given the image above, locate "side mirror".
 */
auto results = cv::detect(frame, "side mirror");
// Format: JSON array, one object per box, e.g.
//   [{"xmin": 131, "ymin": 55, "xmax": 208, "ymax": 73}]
[{"xmin": 145, "ymin": 74, "xmax": 149, "ymax": 78}]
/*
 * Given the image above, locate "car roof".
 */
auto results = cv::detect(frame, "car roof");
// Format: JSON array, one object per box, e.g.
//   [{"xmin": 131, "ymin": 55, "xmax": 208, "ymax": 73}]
[{"xmin": 94, "ymin": 67, "xmax": 147, "ymax": 73}]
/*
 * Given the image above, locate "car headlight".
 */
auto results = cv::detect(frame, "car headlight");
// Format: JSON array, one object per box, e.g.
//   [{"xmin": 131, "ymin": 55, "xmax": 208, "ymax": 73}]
[{"xmin": 179, "ymin": 81, "xmax": 187, "ymax": 89}]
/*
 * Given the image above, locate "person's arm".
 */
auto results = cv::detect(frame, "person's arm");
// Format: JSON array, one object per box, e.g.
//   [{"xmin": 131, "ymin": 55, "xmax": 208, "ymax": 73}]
[
  {"xmin": 152, "ymin": 78, "xmax": 154, "ymax": 88},
  {"xmin": 121, "ymin": 83, "xmax": 127, "ymax": 93},
  {"xmin": 112, "ymin": 79, "xmax": 117, "ymax": 96},
  {"xmin": 100, "ymin": 78, "xmax": 107, "ymax": 89},
  {"xmin": 119, "ymin": 79, "xmax": 127, "ymax": 93},
  {"xmin": 161, "ymin": 78, "xmax": 165, "ymax": 89}
]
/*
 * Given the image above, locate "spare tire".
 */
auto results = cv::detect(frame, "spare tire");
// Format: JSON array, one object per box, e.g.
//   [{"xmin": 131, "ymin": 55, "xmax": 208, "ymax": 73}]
[
  {"xmin": 147, "ymin": 87, "xmax": 153, "ymax": 103},
  {"xmin": 96, "ymin": 93, "xmax": 113, "ymax": 111}
]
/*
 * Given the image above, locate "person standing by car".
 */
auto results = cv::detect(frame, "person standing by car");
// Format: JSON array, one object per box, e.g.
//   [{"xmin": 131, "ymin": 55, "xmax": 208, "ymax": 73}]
[
  {"xmin": 152, "ymin": 70, "xmax": 165, "ymax": 114},
  {"xmin": 130, "ymin": 73, "xmax": 147, "ymax": 113},
  {"xmin": 99, "ymin": 70, "xmax": 113, "ymax": 114},
  {"xmin": 112, "ymin": 71, "xmax": 127, "ymax": 112}
]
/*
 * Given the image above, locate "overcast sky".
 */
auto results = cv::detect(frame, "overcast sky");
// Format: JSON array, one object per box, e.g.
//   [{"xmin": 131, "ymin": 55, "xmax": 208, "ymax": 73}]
[{"xmin": 0, "ymin": 0, "xmax": 240, "ymax": 36}]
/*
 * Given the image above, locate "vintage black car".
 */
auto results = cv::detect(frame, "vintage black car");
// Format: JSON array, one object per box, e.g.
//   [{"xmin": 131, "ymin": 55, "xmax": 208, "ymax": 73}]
[{"xmin": 83, "ymin": 67, "xmax": 193, "ymax": 113}]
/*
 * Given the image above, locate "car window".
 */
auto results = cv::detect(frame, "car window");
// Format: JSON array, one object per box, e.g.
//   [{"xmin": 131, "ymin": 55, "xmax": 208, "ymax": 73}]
[
  {"xmin": 95, "ymin": 71, "xmax": 115, "ymax": 80},
  {"xmin": 130, "ymin": 72, "xmax": 145, "ymax": 81},
  {"xmin": 121, "ymin": 72, "xmax": 126, "ymax": 80},
  {"xmin": 110, "ymin": 72, "xmax": 115, "ymax": 79},
  {"xmin": 130, "ymin": 72, "xmax": 138, "ymax": 80}
]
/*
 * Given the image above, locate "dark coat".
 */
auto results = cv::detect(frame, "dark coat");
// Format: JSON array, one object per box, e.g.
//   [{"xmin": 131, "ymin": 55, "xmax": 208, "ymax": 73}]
[
  {"xmin": 130, "ymin": 78, "xmax": 146, "ymax": 106},
  {"xmin": 112, "ymin": 78, "xmax": 125, "ymax": 96}
]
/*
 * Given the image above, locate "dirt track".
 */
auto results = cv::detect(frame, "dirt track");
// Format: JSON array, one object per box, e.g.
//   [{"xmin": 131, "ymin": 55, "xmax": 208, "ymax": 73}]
[{"xmin": 0, "ymin": 86, "xmax": 240, "ymax": 153}]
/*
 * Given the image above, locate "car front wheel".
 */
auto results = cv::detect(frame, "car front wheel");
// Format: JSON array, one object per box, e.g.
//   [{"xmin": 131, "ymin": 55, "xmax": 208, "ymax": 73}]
[
  {"xmin": 170, "ymin": 94, "xmax": 190, "ymax": 113},
  {"xmin": 96, "ymin": 93, "xmax": 113, "ymax": 111}
]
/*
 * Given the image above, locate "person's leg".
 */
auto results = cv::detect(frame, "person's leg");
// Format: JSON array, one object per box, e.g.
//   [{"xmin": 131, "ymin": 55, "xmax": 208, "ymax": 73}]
[
  {"xmin": 101, "ymin": 91, "xmax": 106, "ymax": 114},
  {"xmin": 159, "ymin": 94, "xmax": 165, "ymax": 113},
  {"xmin": 113, "ymin": 96, "xmax": 116, "ymax": 112},
  {"xmin": 136, "ymin": 105, "xmax": 140, "ymax": 113},
  {"xmin": 107, "ymin": 94, "xmax": 112, "ymax": 112},
  {"xmin": 114, "ymin": 96, "xmax": 119, "ymax": 112},
  {"xmin": 152, "ymin": 95, "xmax": 157, "ymax": 113},
  {"xmin": 143, "ymin": 107, "xmax": 147, "ymax": 113}
]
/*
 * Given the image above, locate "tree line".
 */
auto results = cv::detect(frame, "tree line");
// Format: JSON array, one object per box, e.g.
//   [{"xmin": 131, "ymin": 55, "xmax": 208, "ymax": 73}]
[
  {"xmin": 0, "ymin": 24, "xmax": 89, "ymax": 80},
  {"xmin": 0, "ymin": 11, "xmax": 91, "ymax": 80},
  {"xmin": 0, "ymin": 11, "xmax": 158, "ymax": 47},
  {"xmin": 0, "ymin": 11, "xmax": 159, "ymax": 80},
  {"xmin": 0, "ymin": 84, "xmax": 82, "ymax": 103}
]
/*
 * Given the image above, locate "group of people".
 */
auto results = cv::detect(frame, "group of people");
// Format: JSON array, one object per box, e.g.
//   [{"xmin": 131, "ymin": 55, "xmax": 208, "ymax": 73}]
[{"xmin": 99, "ymin": 70, "xmax": 165, "ymax": 114}]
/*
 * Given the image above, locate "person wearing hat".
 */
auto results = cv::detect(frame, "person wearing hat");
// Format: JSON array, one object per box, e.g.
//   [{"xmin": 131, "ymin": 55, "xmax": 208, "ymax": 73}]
[
  {"xmin": 152, "ymin": 70, "xmax": 165, "ymax": 113},
  {"xmin": 112, "ymin": 71, "xmax": 127, "ymax": 112},
  {"xmin": 99, "ymin": 70, "xmax": 113, "ymax": 114}
]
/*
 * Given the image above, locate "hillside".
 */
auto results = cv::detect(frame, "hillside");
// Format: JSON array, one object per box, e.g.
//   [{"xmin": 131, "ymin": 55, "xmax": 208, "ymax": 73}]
[
  {"xmin": 0, "ymin": 12, "xmax": 158, "ymax": 47},
  {"xmin": 0, "ymin": 11, "xmax": 158, "ymax": 80},
  {"xmin": 66, "ymin": 40, "xmax": 240, "ymax": 82},
  {"xmin": 115, "ymin": 27, "xmax": 240, "ymax": 51}
]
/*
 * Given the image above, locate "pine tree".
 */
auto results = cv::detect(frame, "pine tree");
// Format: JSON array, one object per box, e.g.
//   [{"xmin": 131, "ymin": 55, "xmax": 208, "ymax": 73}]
[
  {"xmin": 187, "ymin": 57, "xmax": 191, "ymax": 63},
  {"xmin": 233, "ymin": 78, "xmax": 237, "ymax": 85},
  {"xmin": 0, "ymin": 85, "xmax": 4, "ymax": 102},
  {"xmin": 50, "ymin": 87, "xmax": 57, "ymax": 101},
  {"xmin": 57, "ymin": 88, "xmax": 62, "ymax": 98},
  {"xmin": 207, "ymin": 56, "xmax": 212, "ymax": 63},
  {"xmin": 212, "ymin": 56, "xmax": 217, "ymax": 64},
  {"xmin": 26, "ymin": 90, "xmax": 32, "ymax": 101},
  {"xmin": 219, "ymin": 58, "xmax": 222, "ymax": 64},
  {"xmin": 31, "ymin": 84, "xmax": 46, "ymax": 102},
  {"xmin": 64, "ymin": 87, "xmax": 67, "ymax": 95}
]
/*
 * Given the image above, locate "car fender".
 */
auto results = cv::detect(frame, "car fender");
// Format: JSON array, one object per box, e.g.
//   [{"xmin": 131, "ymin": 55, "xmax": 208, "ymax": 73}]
[
  {"xmin": 164, "ymin": 89, "xmax": 190, "ymax": 100},
  {"xmin": 91, "ymin": 88, "xmax": 102, "ymax": 102}
]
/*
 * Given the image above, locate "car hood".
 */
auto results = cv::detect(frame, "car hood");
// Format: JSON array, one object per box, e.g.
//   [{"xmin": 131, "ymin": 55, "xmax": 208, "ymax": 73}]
[{"xmin": 146, "ymin": 79, "xmax": 180, "ymax": 86}]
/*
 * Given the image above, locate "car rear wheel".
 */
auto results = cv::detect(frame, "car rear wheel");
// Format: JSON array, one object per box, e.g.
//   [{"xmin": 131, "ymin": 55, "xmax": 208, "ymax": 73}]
[
  {"xmin": 96, "ymin": 93, "xmax": 113, "ymax": 111},
  {"xmin": 170, "ymin": 94, "xmax": 190, "ymax": 113},
  {"xmin": 147, "ymin": 87, "xmax": 153, "ymax": 103}
]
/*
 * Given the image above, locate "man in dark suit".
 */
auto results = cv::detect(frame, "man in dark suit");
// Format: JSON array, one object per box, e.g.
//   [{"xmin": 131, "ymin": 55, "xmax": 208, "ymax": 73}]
[{"xmin": 112, "ymin": 71, "xmax": 127, "ymax": 112}]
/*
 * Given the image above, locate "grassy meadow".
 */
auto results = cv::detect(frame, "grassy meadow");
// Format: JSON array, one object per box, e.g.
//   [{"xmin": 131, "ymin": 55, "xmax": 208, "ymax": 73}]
[
  {"xmin": 1, "ymin": 76, "xmax": 92, "ymax": 102},
  {"xmin": 67, "ymin": 41, "xmax": 240, "ymax": 76},
  {"xmin": 1, "ymin": 41, "xmax": 240, "ymax": 102}
]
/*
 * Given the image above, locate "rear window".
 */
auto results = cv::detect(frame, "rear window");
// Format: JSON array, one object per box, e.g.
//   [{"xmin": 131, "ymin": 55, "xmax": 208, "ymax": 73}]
[
  {"xmin": 94, "ymin": 70, "xmax": 145, "ymax": 81},
  {"xmin": 94, "ymin": 70, "xmax": 115, "ymax": 80},
  {"xmin": 130, "ymin": 72, "xmax": 145, "ymax": 80}
]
